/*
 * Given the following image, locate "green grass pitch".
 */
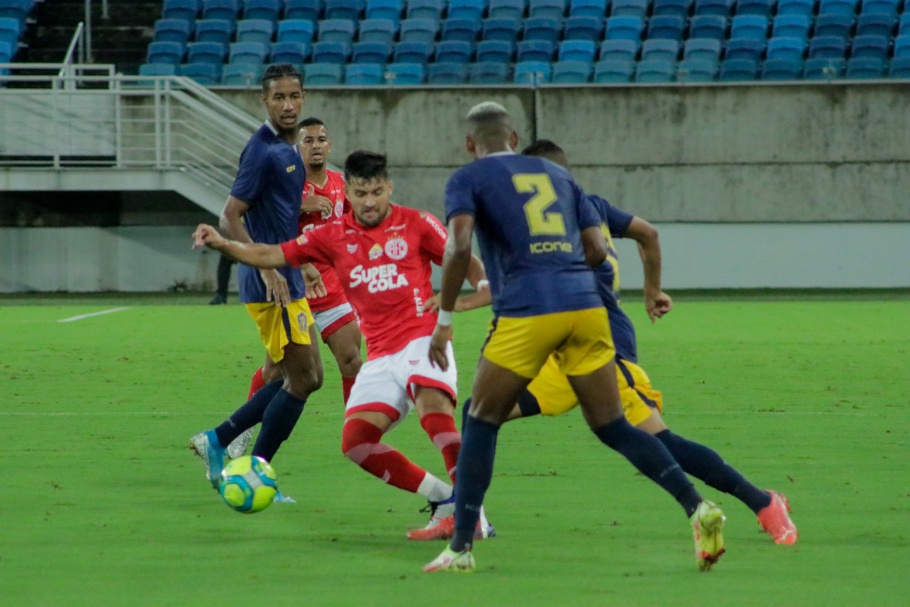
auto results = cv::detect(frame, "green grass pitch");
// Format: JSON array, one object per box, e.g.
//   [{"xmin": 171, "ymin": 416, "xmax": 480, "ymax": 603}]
[{"xmin": 1, "ymin": 293, "xmax": 908, "ymax": 607}]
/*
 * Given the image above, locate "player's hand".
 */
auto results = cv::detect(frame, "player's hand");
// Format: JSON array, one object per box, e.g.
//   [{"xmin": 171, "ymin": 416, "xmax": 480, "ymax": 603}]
[
  {"xmin": 428, "ymin": 324, "xmax": 452, "ymax": 371},
  {"xmin": 422, "ymin": 294, "xmax": 441, "ymax": 313},
  {"xmin": 192, "ymin": 224, "xmax": 224, "ymax": 250},
  {"xmin": 301, "ymin": 191, "xmax": 334, "ymax": 218},
  {"xmin": 260, "ymin": 268, "xmax": 290, "ymax": 307},
  {"xmin": 302, "ymin": 264, "xmax": 327, "ymax": 299},
  {"xmin": 645, "ymin": 291, "xmax": 673, "ymax": 323}
]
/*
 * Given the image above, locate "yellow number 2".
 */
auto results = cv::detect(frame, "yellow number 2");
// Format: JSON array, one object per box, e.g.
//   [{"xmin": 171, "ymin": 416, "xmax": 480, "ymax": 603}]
[{"xmin": 514, "ymin": 174, "xmax": 566, "ymax": 236}]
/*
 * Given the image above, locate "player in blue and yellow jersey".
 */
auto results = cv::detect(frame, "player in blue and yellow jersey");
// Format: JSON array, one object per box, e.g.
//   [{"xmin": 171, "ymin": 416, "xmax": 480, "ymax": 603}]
[
  {"xmin": 424, "ymin": 102, "xmax": 726, "ymax": 573},
  {"xmin": 189, "ymin": 64, "xmax": 323, "ymax": 497}
]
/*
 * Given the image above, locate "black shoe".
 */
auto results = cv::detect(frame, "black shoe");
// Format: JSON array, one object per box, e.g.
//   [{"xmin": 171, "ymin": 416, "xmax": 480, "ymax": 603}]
[{"xmin": 209, "ymin": 294, "xmax": 227, "ymax": 305}]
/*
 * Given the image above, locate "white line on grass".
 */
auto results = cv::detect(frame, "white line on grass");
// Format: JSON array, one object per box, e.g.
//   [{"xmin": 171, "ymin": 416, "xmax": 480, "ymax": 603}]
[
  {"xmin": 58, "ymin": 307, "xmax": 130, "ymax": 323},
  {"xmin": 0, "ymin": 410, "xmax": 865, "ymax": 417}
]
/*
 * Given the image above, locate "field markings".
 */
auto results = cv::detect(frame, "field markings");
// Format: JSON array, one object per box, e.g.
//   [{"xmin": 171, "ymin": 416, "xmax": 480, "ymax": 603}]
[
  {"xmin": 58, "ymin": 307, "xmax": 130, "ymax": 323},
  {"xmin": 0, "ymin": 410, "xmax": 866, "ymax": 417}
]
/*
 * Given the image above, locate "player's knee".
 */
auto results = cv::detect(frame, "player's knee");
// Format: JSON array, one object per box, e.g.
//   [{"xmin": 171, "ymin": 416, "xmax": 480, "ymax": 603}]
[{"xmin": 337, "ymin": 351, "xmax": 362, "ymax": 378}]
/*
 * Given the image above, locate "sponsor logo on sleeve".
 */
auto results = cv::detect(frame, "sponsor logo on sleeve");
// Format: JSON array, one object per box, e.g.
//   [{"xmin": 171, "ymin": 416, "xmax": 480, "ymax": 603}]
[
  {"xmin": 296, "ymin": 233, "xmax": 309, "ymax": 245},
  {"xmin": 368, "ymin": 243, "xmax": 384, "ymax": 260}
]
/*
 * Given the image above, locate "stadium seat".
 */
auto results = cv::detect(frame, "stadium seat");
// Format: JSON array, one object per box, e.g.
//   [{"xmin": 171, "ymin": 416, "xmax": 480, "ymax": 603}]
[
  {"xmin": 324, "ymin": 0, "xmax": 364, "ymax": 20},
  {"xmin": 599, "ymin": 38, "xmax": 639, "ymax": 61},
  {"xmin": 569, "ymin": 0, "xmax": 608, "ymax": 18},
  {"xmin": 689, "ymin": 15, "xmax": 727, "ymax": 40},
  {"xmin": 724, "ymin": 37, "xmax": 766, "ymax": 62},
  {"xmin": 352, "ymin": 40, "xmax": 392, "ymax": 63},
  {"xmin": 513, "ymin": 60, "xmax": 551, "ymax": 83},
  {"xmin": 845, "ymin": 55, "xmax": 886, "ymax": 77},
  {"xmin": 345, "ymin": 63, "xmax": 385, "ymax": 84},
  {"xmin": 187, "ymin": 40, "xmax": 227, "ymax": 65},
  {"xmin": 605, "ymin": 16, "xmax": 645, "ymax": 41},
  {"xmin": 855, "ymin": 13, "xmax": 897, "ymax": 37},
  {"xmin": 162, "ymin": 0, "xmax": 200, "ymax": 23},
  {"xmin": 476, "ymin": 39, "xmax": 515, "ymax": 62},
  {"xmin": 635, "ymin": 58, "xmax": 676, "ymax": 82},
  {"xmin": 529, "ymin": 0, "xmax": 567, "ymax": 19},
  {"xmin": 180, "ymin": 62, "xmax": 221, "ymax": 84},
  {"xmin": 441, "ymin": 18, "xmax": 482, "ymax": 42},
  {"xmin": 676, "ymin": 57, "xmax": 717, "ymax": 81},
  {"xmin": 447, "ymin": 0, "xmax": 486, "ymax": 20},
  {"xmin": 319, "ymin": 19, "xmax": 357, "ymax": 43},
  {"xmin": 202, "ymin": 0, "xmax": 239, "ymax": 22},
  {"xmin": 817, "ymin": 0, "xmax": 859, "ymax": 16},
  {"xmin": 138, "ymin": 62, "xmax": 178, "ymax": 79},
  {"xmin": 894, "ymin": 34, "xmax": 910, "ymax": 56},
  {"xmin": 559, "ymin": 39, "xmax": 596, "ymax": 61},
  {"xmin": 366, "ymin": 0, "xmax": 403, "ymax": 21},
  {"xmin": 243, "ymin": 0, "xmax": 282, "ymax": 21},
  {"xmin": 399, "ymin": 18, "xmax": 437, "ymax": 43},
  {"xmin": 730, "ymin": 15, "xmax": 768, "ymax": 40},
  {"xmin": 641, "ymin": 38, "xmax": 679, "ymax": 61},
  {"xmin": 803, "ymin": 56, "xmax": 845, "ymax": 78},
  {"xmin": 524, "ymin": 17, "xmax": 563, "ymax": 43},
  {"xmin": 468, "ymin": 61, "xmax": 511, "ymax": 82},
  {"xmin": 684, "ymin": 37, "xmax": 722, "ymax": 61},
  {"xmin": 809, "ymin": 35, "xmax": 848, "ymax": 58},
  {"xmin": 359, "ymin": 18, "xmax": 397, "ymax": 44},
  {"xmin": 860, "ymin": 0, "xmax": 900, "ymax": 14},
  {"xmin": 229, "ymin": 41, "xmax": 269, "ymax": 64},
  {"xmin": 733, "ymin": 0, "xmax": 774, "ymax": 17},
  {"xmin": 772, "ymin": 15, "xmax": 812, "ymax": 40},
  {"xmin": 766, "ymin": 36, "xmax": 806, "ymax": 60},
  {"xmin": 384, "ymin": 62, "xmax": 426, "ymax": 83},
  {"xmin": 221, "ymin": 62, "xmax": 263, "ymax": 85},
  {"xmin": 305, "ymin": 62, "xmax": 344, "ymax": 84},
  {"xmin": 551, "ymin": 59, "xmax": 593, "ymax": 82},
  {"xmin": 610, "ymin": 0, "xmax": 649, "ymax": 18},
  {"xmin": 147, "ymin": 41, "xmax": 186, "ymax": 65},
  {"xmin": 718, "ymin": 57, "xmax": 758, "ymax": 79},
  {"xmin": 651, "ymin": 0, "xmax": 692, "ymax": 17},
  {"xmin": 195, "ymin": 19, "xmax": 234, "ymax": 45},
  {"xmin": 693, "ymin": 0, "xmax": 732, "ymax": 16},
  {"xmin": 270, "ymin": 41, "xmax": 308, "ymax": 63},
  {"xmin": 154, "ymin": 19, "xmax": 192, "ymax": 45},
  {"xmin": 760, "ymin": 57, "xmax": 803, "ymax": 78},
  {"xmin": 851, "ymin": 34, "xmax": 889, "ymax": 59},
  {"xmin": 310, "ymin": 40, "xmax": 351, "ymax": 62},
  {"xmin": 427, "ymin": 61, "xmax": 468, "ymax": 83},
  {"xmin": 236, "ymin": 19, "xmax": 275, "ymax": 44},
  {"xmin": 488, "ymin": 0, "xmax": 526, "ymax": 19},
  {"xmin": 888, "ymin": 54, "xmax": 910, "ymax": 76},
  {"xmin": 593, "ymin": 58, "xmax": 635, "ymax": 81},
  {"xmin": 406, "ymin": 0, "xmax": 444, "ymax": 20},
  {"xmin": 563, "ymin": 16, "xmax": 605, "ymax": 41},
  {"xmin": 394, "ymin": 40, "xmax": 433, "ymax": 62},
  {"xmin": 435, "ymin": 39, "xmax": 474, "ymax": 62},
  {"xmin": 277, "ymin": 19, "xmax": 315, "ymax": 44},
  {"xmin": 814, "ymin": 14, "xmax": 855, "ymax": 39},
  {"xmin": 775, "ymin": 0, "xmax": 815, "ymax": 16},
  {"xmin": 285, "ymin": 0, "xmax": 321, "ymax": 21},
  {"xmin": 482, "ymin": 18, "xmax": 522, "ymax": 43},
  {"xmin": 647, "ymin": 15, "xmax": 686, "ymax": 42},
  {"xmin": 517, "ymin": 39, "xmax": 557, "ymax": 61}
]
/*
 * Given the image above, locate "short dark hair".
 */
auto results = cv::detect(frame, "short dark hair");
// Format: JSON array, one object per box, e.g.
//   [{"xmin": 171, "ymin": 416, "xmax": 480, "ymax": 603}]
[
  {"xmin": 522, "ymin": 139, "xmax": 570, "ymax": 169},
  {"xmin": 261, "ymin": 63, "xmax": 303, "ymax": 93},
  {"xmin": 344, "ymin": 150, "xmax": 389, "ymax": 182},
  {"xmin": 298, "ymin": 117, "xmax": 325, "ymax": 130}
]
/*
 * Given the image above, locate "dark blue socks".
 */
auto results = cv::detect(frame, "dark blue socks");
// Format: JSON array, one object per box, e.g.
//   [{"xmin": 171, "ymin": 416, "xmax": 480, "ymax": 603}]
[
  {"xmin": 451, "ymin": 414, "xmax": 500, "ymax": 552},
  {"xmin": 215, "ymin": 380, "xmax": 283, "ymax": 447},
  {"xmin": 252, "ymin": 389, "xmax": 307, "ymax": 462}
]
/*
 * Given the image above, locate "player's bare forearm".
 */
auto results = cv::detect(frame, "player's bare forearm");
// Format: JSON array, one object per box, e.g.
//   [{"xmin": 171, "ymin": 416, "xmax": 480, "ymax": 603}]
[
  {"xmin": 627, "ymin": 217, "xmax": 662, "ymax": 298},
  {"xmin": 465, "ymin": 254, "xmax": 487, "ymax": 289},
  {"xmin": 455, "ymin": 288, "xmax": 492, "ymax": 312},
  {"xmin": 193, "ymin": 224, "xmax": 286, "ymax": 269},
  {"xmin": 219, "ymin": 195, "xmax": 254, "ymax": 244},
  {"xmin": 439, "ymin": 214, "xmax": 475, "ymax": 312}
]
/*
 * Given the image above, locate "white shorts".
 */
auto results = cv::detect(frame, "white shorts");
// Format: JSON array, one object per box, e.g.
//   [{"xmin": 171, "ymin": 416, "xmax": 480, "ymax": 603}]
[
  {"xmin": 345, "ymin": 335, "xmax": 457, "ymax": 430},
  {"xmin": 312, "ymin": 302, "xmax": 356, "ymax": 341}
]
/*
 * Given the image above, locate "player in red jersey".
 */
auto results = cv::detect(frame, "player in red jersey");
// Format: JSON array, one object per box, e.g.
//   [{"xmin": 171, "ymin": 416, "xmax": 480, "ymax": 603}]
[{"xmin": 192, "ymin": 150, "xmax": 494, "ymax": 538}]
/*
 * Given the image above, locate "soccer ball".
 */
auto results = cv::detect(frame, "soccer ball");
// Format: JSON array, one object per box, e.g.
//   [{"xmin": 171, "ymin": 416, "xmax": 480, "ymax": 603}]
[{"xmin": 219, "ymin": 455, "xmax": 278, "ymax": 513}]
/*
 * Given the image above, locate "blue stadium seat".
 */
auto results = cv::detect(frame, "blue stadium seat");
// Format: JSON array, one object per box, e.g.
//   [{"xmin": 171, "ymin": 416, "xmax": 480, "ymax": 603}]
[
  {"xmin": 733, "ymin": 0, "xmax": 774, "ymax": 17},
  {"xmin": 435, "ymin": 39, "xmax": 474, "ymax": 61},
  {"xmin": 593, "ymin": 58, "xmax": 635, "ymax": 81},
  {"xmin": 162, "ymin": 0, "xmax": 199, "ymax": 23},
  {"xmin": 310, "ymin": 41, "xmax": 352, "ymax": 62},
  {"xmin": 569, "ymin": 0, "xmax": 608, "ymax": 18},
  {"xmin": 647, "ymin": 15, "xmax": 686, "ymax": 42},
  {"xmin": 775, "ymin": 0, "xmax": 814, "ymax": 16},
  {"xmin": 517, "ymin": 39, "xmax": 557, "ymax": 61},
  {"xmin": 229, "ymin": 41, "xmax": 269, "ymax": 64},
  {"xmin": 181, "ymin": 62, "xmax": 221, "ymax": 84},
  {"xmin": 765, "ymin": 36, "xmax": 806, "ymax": 59},
  {"xmin": 236, "ymin": 19, "xmax": 274, "ymax": 44},
  {"xmin": 243, "ymin": 0, "xmax": 282, "ymax": 21},
  {"xmin": 641, "ymin": 38, "xmax": 679, "ymax": 61},
  {"xmin": 139, "ymin": 63, "xmax": 178, "ymax": 79},
  {"xmin": 772, "ymin": 15, "xmax": 812, "ymax": 40},
  {"xmin": 468, "ymin": 61, "xmax": 511, "ymax": 82},
  {"xmin": 399, "ymin": 18, "xmax": 437, "ymax": 42},
  {"xmin": 718, "ymin": 57, "xmax": 758, "ymax": 79},
  {"xmin": 814, "ymin": 14, "xmax": 854, "ymax": 39},
  {"xmin": 676, "ymin": 58, "xmax": 717, "ymax": 81},
  {"xmin": 635, "ymin": 58, "xmax": 676, "ymax": 82},
  {"xmin": 394, "ymin": 39, "xmax": 433, "ymax": 62},
  {"xmin": 803, "ymin": 56, "xmax": 845, "ymax": 77},
  {"xmin": 305, "ymin": 62, "xmax": 344, "ymax": 84},
  {"xmin": 611, "ymin": 0, "xmax": 649, "ymax": 17},
  {"xmin": 845, "ymin": 55, "xmax": 886, "ymax": 77},
  {"xmin": 488, "ymin": 0, "xmax": 526, "ymax": 19},
  {"xmin": 385, "ymin": 62, "xmax": 426, "ymax": 84},
  {"xmin": 851, "ymin": 34, "xmax": 889, "ymax": 58},
  {"xmin": 345, "ymin": 63, "xmax": 385, "ymax": 84},
  {"xmin": 888, "ymin": 54, "xmax": 910, "ymax": 76},
  {"xmin": 194, "ymin": 19, "xmax": 233, "ymax": 46},
  {"xmin": 285, "ymin": 0, "xmax": 322, "ymax": 21},
  {"xmin": 319, "ymin": 19, "xmax": 357, "ymax": 43},
  {"xmin": 513, "ymin": 60, "xmax": 552, "ymax": 83},
  {"xmin": 524, "ymin": 17, "xmax": 563, "ymax": 42},
  {"xmin": 651, "ymin": 0, "xmax": 692, "ymax": 17},
  {"xmin": 551, "ymin": 59, "xmax": 593, "ymax": 82},
  {"xmin": 270, "ymin": 41, "xmax": 308, "ymax": 63},
  {"xmin": 860, "ymin": 0, "xmax": 900, "ymax": 15},
  {"xmin": 689, "ymin": 15, "xmax": 727, "ymax": 40},
  {"xmin": 221, "ymin": 62, "xmax": 262, "ymax": 85},
  {"xmin": 730, "ymin": 15, "xmax": 768, "ymax": 39},
  {"xmin": 476, "ymin": 39, "xmax": 515, "ymax": 62},
  {"xmin": 201, "ymin": 0, "xmax": 239, "ymax": 22},
  {"xmin": 817, "ymin": 0, "xmax": 859, "ymax": 16},
  {"xmin": 482, "ymin": 18, "xmax": 522, "ymax": 42},
  {"xmin": 277, "ymin": 19, "xmax": 315, "ymax": 44},
  {"xmin": 187, "ymin": 40, "xmax": 227, "ymax": 65},
  {"xmin": 894, "ymin": 33, "xmax": 910, "ymax": 56},
  {"xmin": 154, "ymin": 19, "xmax": 192, "ymax": 45},
  {"xmin": 447, "ymin": 0, "xmax": 486, "ymax": 19},
  {"xmin": 900, "ymin": 14, "xmax": 910, "ymax": 36},
  {"xmin": 441, "ymin": 18, "xmax": 482, "ymax": 42},
  {"xmin": 693, "ymin": 0, "xmax": 731, "ymax": 16},
  {"xmin": 855, "ymin": 13, "xmax": 896, "ymax": 37},
  {"xmin": 324, "ymin": 0, "xmax": 364, "ymax": 20},
  {"xmin": 563, "ymin": 16, "xmax": 605, "ymax": 41},
  {"xmin": 724, "ymin": 37, "xmax": 765, "ymax": 61},
  {"xmin": 352, "ymin": 40, "xmax": 392, "ymax": 62},
  {"xmin": 406, "ymin": 0, "xmax": 444, "ymax": 20},
  {"xmin": 809, "ymin": 35, "xmax": 847, "ymax": 58},
  {"xmin": 760, "ymin": 57, "xmax": 803, "ymax": 78},
  {"xmin": 559, "ymin": 39, "xmax": 597, "ymax": 61},
  {"xmin": 427, "ymin": 62, "xmax": 468, "ymax": 83},
  {"xmin": 684, "ymin": 37, "xmax": 722, "ymax": 60},
  {"xmin": 147, "ymin": 41, "xmax": 186, "ymax": 65},
  {"xmin": 605, "ymin": 16, "xmax": 645, "ymax": 40},
  {"xmin": 529, "ymin": 0, "xmax": 567, "ymax": 19},
  {"xmin": 366, "ymin": 0, "xmax": 403, "ymax": 21},
  {"xmin": 359, "ymin": 18, "xmax": 397, "ymax": 44},
  {"xmin": 599, "ymin": 38, "xmax": 639, "ymax": 61}
]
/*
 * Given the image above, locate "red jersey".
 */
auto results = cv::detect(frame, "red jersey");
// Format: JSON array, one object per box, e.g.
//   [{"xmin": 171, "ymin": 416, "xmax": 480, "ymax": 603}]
[
  {"xmin": 299, "ymin": 168, "xmax": 350, "ymax": 313},
  {"xmin": 281, "ymin": 204, "xmax": 447, "ymax": 360}
]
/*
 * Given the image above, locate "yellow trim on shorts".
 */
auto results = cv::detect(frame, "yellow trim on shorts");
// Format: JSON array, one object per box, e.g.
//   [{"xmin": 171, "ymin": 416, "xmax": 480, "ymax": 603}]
[{"xmin": 245, "ymin": 299, "xmax": 314, "ymax": 363}]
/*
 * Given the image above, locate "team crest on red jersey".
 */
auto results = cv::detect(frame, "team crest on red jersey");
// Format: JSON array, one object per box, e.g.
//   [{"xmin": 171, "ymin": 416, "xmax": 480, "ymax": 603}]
[{"xmin": 384, "ymin": 237, "xmax": 408, "ymax": 260}]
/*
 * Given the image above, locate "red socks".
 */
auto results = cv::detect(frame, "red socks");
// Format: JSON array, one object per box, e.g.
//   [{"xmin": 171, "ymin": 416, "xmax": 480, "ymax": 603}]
[
  {"xmin": 342, "ymin": 376, "xmax": 356, "ymax": 405},
  {"xmin": 419, "ymin": 412, "xmax": 461, "ymax": 483},
  {"xmin": 247, "ymin": 367, "xmax": 266, "ymax": 399},
  {"xmin": 341, "ymin": 418, "xmax": 426, "ymax": 493}
]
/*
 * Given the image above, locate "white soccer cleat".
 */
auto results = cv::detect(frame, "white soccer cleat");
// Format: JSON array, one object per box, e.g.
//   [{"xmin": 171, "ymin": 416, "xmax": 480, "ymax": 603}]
[
  {"xmin": 423, "ymin": 547, "xmax": 476, "ymax": 573},
  {"xmin": 226, "ymin": 428, "xmax": 253, "ymax": 459}
]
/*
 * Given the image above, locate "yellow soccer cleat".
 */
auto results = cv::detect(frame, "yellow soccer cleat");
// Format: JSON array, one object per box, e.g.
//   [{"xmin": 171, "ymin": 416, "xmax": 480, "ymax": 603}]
[
  {"xmin": 423, "ymin": 547, "xmax": 476, "ymax": 573},
  {"xmin": 691, "ymin": 500, "xmax": 726, "ymax": 572}
]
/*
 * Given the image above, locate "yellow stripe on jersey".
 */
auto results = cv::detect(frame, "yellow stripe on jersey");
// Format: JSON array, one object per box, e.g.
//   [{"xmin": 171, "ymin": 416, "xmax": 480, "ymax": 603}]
[{"xmin": 245, "ymin": 299, "xmax": 314, "ymax": 363}]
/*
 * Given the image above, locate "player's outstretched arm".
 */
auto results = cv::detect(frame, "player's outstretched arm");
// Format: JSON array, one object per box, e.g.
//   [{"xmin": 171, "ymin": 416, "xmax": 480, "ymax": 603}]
[
  {"xmin": 625, "ymin": 217, "xmax": 673, "ymax": 323},
  {"xmin": 192, "ymin": 224, "xmax": 288, "ymax": 269}
]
